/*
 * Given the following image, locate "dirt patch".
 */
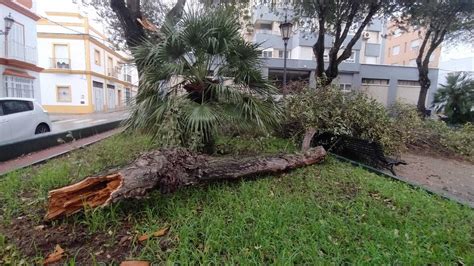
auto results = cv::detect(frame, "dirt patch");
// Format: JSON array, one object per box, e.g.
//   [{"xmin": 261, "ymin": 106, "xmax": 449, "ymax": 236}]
[
  {"xmin": 394, "ymin": 152, "xmax": 474, "ymax": 207},
  {"xmin": 0, "ymin": 216, "xmax": 136, "ymax": 264}
]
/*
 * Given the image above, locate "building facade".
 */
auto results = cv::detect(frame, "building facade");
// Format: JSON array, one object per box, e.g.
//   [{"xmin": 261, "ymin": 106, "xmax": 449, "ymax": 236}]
[
  {"xmin": 36, "ymin": 3, "xmax": 138, "ymax": 113},
  {"xmin": 247, "ymin": 5, "xmax": 440, "ymax": 107},
  {"xmin": 0, "ymin": 0, "xmax": 42, "ymax": 101},
  {"xmin": 383, "ymin": 21, "xmax": 441, "ymax": 68}
]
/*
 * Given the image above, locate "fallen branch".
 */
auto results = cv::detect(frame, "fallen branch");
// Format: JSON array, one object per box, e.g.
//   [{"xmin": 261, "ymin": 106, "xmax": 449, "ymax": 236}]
[{"xmin": 45, "ymin": 147, "xmax": 326, "ymax": 220}]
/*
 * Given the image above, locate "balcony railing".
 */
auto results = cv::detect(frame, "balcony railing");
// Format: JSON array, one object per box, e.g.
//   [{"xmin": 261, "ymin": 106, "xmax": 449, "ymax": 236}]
[
  {"xmin": 5, "ymin": 40, "xmax": 37, "ymax": 65},
  {"xmin": 124, "ymin": 74, "xmax": 132, "ymax": 82},
  {"xmin": 107, "ymin": 68, "xmax": 119, "ymax": 78},
  {"xmin": 50, "ymin": 58, "xmax": 71, "ymax": 69}
]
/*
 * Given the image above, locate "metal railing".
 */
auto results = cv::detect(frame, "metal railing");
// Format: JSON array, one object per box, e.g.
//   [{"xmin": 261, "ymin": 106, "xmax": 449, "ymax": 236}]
[
  {"xmin": 4, "ymin": 40, "xmax": 37, "ymax": 64},
  {"xmin": 50, "ymin": 58, "xmax": 71, "ymax": 69},
  {"xmin": 107, "ymin": 67, "xmax": 118, "ymax": 78}
]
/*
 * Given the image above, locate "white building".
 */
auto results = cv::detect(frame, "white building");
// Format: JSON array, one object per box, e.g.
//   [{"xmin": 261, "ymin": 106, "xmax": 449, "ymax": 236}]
[
  {"xmin": 36, "ymin": 1, "xmax": 138, "ymax": 114},
  {"xmin": 437, "ymin": 44, "xmax": 474, "ymax": 88},
  {"xmin": 0, "ymin": 0, "xmax": 42, "ymax": 100}
]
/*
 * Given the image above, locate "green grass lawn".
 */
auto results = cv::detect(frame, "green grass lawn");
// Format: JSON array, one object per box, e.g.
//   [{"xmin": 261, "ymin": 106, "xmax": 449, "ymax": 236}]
[{"xmin": 0, "ymin": 133, "xmax": 473, "ymax": 264}]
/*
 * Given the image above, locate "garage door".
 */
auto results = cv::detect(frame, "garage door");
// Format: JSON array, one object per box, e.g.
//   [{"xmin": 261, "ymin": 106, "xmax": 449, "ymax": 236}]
[
  {"xmin": 93, "ymin": 81, "xmax": 104, "ymax": 112},
  {"xmin": 107, "ymin": 84, "xmax": 116, "ymax": 110}
]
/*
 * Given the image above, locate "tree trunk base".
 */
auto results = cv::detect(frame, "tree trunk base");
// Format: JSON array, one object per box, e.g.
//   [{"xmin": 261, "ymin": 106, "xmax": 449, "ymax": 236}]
[{"xmin": 45, "ymin": 147, "xmax": 326, "ymax": 221}]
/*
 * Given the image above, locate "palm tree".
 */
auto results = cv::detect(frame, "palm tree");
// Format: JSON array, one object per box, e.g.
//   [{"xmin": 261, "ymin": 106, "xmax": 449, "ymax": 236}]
[
  {"xmin": 126, "ymin": 8, "xmax": 280, "ymax": 153},
  {"xmin": 432, "ymin": 72, "xmax": 474, "ymax": 124}
]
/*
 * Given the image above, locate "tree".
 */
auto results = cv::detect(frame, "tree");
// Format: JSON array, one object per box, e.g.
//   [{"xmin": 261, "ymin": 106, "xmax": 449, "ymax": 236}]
[
  {"xmin": 293, "ymin": 0, "xmax": 395, "ymax": 86},
  {"xmin": 81, "ymin": 0, "xmax": 186, "ymax": 51},
  {"xmin": 126, "ymin": 8, "xmax": 280, "ymax": 154},
  {"xmin": 396, "ymin": 0, "xmax": 474, "ymax": 115},
  {"xmin": 432, "ymin": 72, "xmax": 474, "ymax": 124}
]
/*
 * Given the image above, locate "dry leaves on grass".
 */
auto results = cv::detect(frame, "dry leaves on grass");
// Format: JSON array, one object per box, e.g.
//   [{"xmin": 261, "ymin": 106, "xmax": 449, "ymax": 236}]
[
  {"xmin": 43, "ymin": 244, "xmax": 64, "ymax": 265},
  {"xmin": 138, "ymin": 226, "xmax": 170, "ymax": 242}
]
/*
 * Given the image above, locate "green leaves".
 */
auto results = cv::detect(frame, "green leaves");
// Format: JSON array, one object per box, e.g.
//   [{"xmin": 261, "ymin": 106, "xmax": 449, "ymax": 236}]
[
  {"xmin": 433, "ymin": 72, "xmax": 474, "ymax": 125},
  {"xmin": 127, "ymin": 8, "xmax": 278, "ymax": 153}
]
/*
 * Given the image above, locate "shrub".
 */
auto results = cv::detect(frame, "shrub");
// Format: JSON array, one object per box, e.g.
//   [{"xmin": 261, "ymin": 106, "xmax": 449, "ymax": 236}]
[
  {"xmin": 389, "ymin": 103, "xmax": 474, "ymax": 160},
  {"xmin": 442, "ymin": 123, "xmax": 474, "ymax": 158},
  {"xmin": 388, "ymin": 102, "xmax": 424, "ymax": 149},
  {"xmin": 284, "ymin": 85, "xmax": 400, "ymax": 153}
]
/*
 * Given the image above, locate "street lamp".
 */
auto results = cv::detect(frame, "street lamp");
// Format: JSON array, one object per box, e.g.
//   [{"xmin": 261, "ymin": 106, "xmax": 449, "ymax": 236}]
[
  {"xmin": 279, "ymin": 16, "xmax": 292, "ymax": 94},
  {"xmin": 0, "ymin": 14, "xmax": 15, "ymax": 36}
]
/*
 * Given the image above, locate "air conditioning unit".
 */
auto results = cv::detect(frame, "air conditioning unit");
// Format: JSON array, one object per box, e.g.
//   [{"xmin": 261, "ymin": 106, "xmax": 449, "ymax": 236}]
[{"xmin": 362, "ymin": 31, "xmax": 370, "ymax": 39}]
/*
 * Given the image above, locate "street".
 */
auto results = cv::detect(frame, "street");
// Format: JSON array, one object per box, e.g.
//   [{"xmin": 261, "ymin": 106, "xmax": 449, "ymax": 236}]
[{"xmin": 50, "ymin": 110, "xmax": 129, "ymax": 133}]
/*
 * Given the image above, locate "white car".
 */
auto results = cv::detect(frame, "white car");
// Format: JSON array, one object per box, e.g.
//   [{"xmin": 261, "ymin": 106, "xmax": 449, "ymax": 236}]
[{"xmin": 0, "ymin": 98, "xmax": 52, "ymax": 145}]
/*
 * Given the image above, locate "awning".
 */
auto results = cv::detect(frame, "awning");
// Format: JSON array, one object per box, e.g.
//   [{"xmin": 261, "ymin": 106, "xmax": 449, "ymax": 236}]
[{"xmin": 2, "ymin": 68, "xmax": 36, "ymax": 79}]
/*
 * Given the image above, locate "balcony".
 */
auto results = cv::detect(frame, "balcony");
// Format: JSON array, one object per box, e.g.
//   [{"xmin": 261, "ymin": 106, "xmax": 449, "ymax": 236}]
[
  {"xmin": 123, "ymin": 73, "xmax": 132, "ymax": 82},
  {"xmin": 107, "ymin": 68, "xmax": 119, "ymax": 78},
  {"xmin": 50, "ymin": 58, "xmax": 71, "ymax": 69},
  {"xmin": 4, "ymin": 40, "xmax": 37, "ymax": 65}
]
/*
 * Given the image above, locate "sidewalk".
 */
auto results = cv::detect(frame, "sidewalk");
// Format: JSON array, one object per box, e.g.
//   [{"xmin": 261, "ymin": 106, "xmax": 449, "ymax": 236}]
[
  {"xmin": 0, "ymin": 128, "xmax": 122, "ymax": 176},
  {"xmin": 49, "ymin": 108, "xmax": 129, "ymax": 122}
]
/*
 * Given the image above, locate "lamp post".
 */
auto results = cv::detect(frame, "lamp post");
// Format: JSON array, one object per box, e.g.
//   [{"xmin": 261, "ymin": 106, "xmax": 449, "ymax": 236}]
[
  {"xmin": 1, "ymin": 13, "xmax": 14, "ymax": 36},
  {"xmin": 1, "ymin": 14, "xmax": 15, "ymax": 59},
  {"xmin": 279, "ymin": 15, "xmax": 292, "ymax": 95}
]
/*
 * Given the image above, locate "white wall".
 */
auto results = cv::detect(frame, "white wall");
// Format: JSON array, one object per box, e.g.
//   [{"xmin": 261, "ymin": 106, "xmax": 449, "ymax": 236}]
[
  {"xmin": 89, "ymin": 43, "xmax": 106, "ymax": 74},
  {"xmin": 37, "ymin": 38, "xmax": 86, "ymax": 70},
  {"xmin": 396, "ymin": 86, "xmax": 421, "ymax": 105},
  {"xmin": 361, "ymin": 85, "xmax": 389, "ymax": 106},
  {"xmin": 40, "ymin": 73, "xmax": 88, "ymax": 105},
  {"xmin": 0, "ymin": 5, "xmax": 38, "ymax": 60}
]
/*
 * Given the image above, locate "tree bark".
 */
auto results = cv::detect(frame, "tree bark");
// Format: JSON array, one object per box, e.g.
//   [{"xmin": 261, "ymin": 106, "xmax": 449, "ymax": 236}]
[
  {"xmin": 301, "ymin": 127, "xmax": 317, "ymax": 152},
  {"xmin": 45, "ymin": 147, "xmax": 327, "ymax": 221},
  {"xmin": 110, "ymin": 0, "xmax": 147, "ymax": 49}
]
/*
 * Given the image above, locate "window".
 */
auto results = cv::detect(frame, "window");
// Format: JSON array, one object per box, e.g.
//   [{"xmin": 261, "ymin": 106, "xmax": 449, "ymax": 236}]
[
  {"xmin": 7, "ymin": 22, "xmax": 25, "ymax": 61},
  {"xmin": 57, "ymin": 86, "xmax": 72, "ymax": 102},
  {"xmin": 278, "ymin": 50, "xmax": 290, "ymax": 59},
  {"xmin": 125, "ymin": 88, "xmax": 131, "ymax": 105},
  {"xmin": 392, "ymin": 45, "xmax": 400, "ymax": 55},
  {"xmin": 94, "ymin": 49, "xmax": 101, "ymax": 65},
  {"xmin": 4, "ymin": 75, "xmax": 34, "ymax": 98},
  {"xmin": 362, "ymin": 78, "xmax": 389, "ymax": 85},
  {"xmin": 343, "ymin": 51, "xmax": 356, "ymax": 63},
  {"xmin": 1, "ymin": 100, "xmax": 33, "ymax": 115},
  {"xmin": 107, "ymin": 57, "xmax": 115, "ymax": 76},
  {"xmin": 53, "ymin": 44, "xmax": 70, "ymax": 69},
  {"xmin": 398, "ymin": 80, "xmax": 419, "ymax": 86},
  {"xmin": 339, "ymin": 84, "xmax": 352, "ymax": 92},
  {"xmin": 261, "ymin": 50, "xmax": 272, "ymax": 58},
  {"xmin": 256, "ymin": 23, "xmax": 272, "ymax": 33},
  {"xmin": 365, "ymin": 56, "xmax": 377, "ymax": 64},
  {"xmin": 410, "ymin": 39, "xmax": 420, "ymax": 51}
]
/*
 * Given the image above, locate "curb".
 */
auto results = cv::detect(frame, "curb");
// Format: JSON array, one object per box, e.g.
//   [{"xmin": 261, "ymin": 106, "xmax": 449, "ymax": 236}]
[{"xmin": 0, "ymin": 120, "xmax": 124, "ymax": 162}]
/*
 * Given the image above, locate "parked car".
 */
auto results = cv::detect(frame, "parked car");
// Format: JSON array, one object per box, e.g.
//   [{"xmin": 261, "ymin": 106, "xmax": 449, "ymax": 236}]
[{"xmin": 0, "ymin": 98, "xmax": 52, "ymax": 145}]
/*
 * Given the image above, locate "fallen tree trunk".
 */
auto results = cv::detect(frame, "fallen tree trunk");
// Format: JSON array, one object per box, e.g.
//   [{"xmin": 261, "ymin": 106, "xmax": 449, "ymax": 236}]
[{"xmin": 45, "ymin": 147, "xmax": 326, "ymax": 220}]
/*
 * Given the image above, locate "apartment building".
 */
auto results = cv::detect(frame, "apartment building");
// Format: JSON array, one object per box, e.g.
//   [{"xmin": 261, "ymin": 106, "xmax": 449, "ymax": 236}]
[
  {"xmin": 35, "ymin": 2, "xmax": 138, "ymax": 114},
  {"xmin": 247, "ymin": 5, "xmax": 440, "ymax": 107},
  {"xmin": 0, "ymin": 0, "xmax": 42, "ymax": 100},
  {"xmin": 384, "ymin": 21, "xmax": 441, "ymax": 67}
]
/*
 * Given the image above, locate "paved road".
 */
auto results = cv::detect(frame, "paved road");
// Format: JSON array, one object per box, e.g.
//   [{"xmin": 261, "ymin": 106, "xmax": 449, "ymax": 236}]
[{"xmin": 50, "ymin": 110, "xmax": 129, "ymax": 133}]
